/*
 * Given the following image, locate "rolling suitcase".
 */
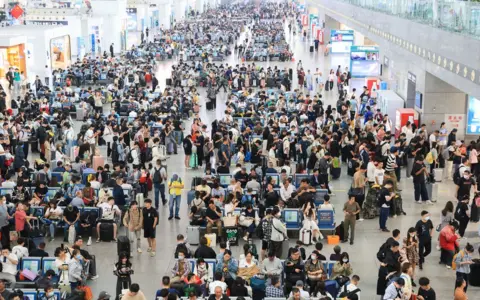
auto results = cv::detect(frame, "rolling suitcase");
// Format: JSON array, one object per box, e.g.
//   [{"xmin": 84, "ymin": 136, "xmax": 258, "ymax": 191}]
[
  {"xmin": 330, "ymin": 167, "xmax": 341, "ymax": 179},
  {"xmin": 166, "ymin": 78, "xmax": 172, "ymax": 86},
  {"xmin": 187, "ymin": 226, "xmax": 200, "ymax": 245},
  {"xmin": 433, "ymin": 168, "xmax": 443, "ymax": 182},
  {"xmin": 93, "ymin": 156, "xmax": 104, "ymax": 170},
  {"xmin": 99, "ymin": 223, "xmax": 114, "ymax": 242},
  {"xmin": 117, "ymin": 235, "xmax": 130, "ymax": 256},
  {"xmin": 71, "ymin": 146, "xmax": 79, "ymax": 161},
  {"xmin": 187, "ymin": 190, "xmax": 196, "ymax": 206},
  {"xmin": 76, "ymin": 108, "xmax": 85, "ymax": 121},
  {"xmin": 309, "ymin": 45, "xmax": 314, "ymax": 52},
  {"xmin": 300, "ymin": 228, "xmax": 312, "ymax": 245}
]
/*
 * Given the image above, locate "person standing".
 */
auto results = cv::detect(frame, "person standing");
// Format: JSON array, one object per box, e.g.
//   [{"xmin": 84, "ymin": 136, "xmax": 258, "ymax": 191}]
[
  {"xmin": 351, "ymin": 164, "xmax": 367, "ymax": 220},
  {"xmin": 142, "ymin": 199, "xmax": 158, "ymax": 257},
  {"xmin": 123, "ymin": 200, "xmax": 143, "ymax": 254},
  {"xmin": 454, "ymin": 243, "xmax": 475, "ymax": 292},
  {"xmin": 415, "ymin": 210, "xmax": 434, "ymax": 270},
  {"xmin": 167, "ymin": 174, "xmax": 184, "ymax": 220},
  {"xmin": 343, "ymin": 195, "xmax": 360, "ymax": 245},
  {"xmin": 378, "ymin": 180, "xmax": 395, "ymax": 232},
  {"xmin": 455, "ymin": 169, "xmax": 476, "ymax": 201},
  {"xmin": 152, "ymin": 159, "xmax": 167, "ymax": 208},
  {"xmin": 454, "ymin": 195, "xmax": 471, "ymax": 238},
  {"xmin": 110, "ymin": 43, "xmax": 114, "ymax": 57},
  {"xmin": 270, "ymin": 206, "xmax": 287, "ymax": 258},
  {"xmin": 411, "ymin": 155, "xmax": 433, "ymax": 204}
]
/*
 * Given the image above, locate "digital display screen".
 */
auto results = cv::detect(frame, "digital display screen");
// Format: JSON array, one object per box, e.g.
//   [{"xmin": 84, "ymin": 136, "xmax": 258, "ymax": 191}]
[
  {"xmin": 331, "ymin": 41, "xmax": 353, "ymax": 53},
  {"xmin": 284, "ymin": 210, "xmax": 298, "ymax": 223},
  {"xmin": 350, "ymin": 46, "xmax": 380, "ymax": 77},
  {"xmin": 219, "ymin": 175, "xmax": 232, "ymax": 186},
  {"xmin": 466, "ymin": 95, "xmax": 480, "ymax": 134}
]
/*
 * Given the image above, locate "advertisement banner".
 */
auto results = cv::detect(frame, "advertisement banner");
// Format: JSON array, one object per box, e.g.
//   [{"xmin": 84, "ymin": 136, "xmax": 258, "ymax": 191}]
[
  {"xmin": 126, "ymin": 7, "xmax": 137, "ymax": 31},
  {"xmin": 330, "ymin": 30, "xmax": 354, "ymax": 53},
  {"xmin": 445, "ymin": 114, "xmax": 466, "ymax": 139},
  {"xmin": 50, "ymin": 35, "xmax": 71, "ymax": 70},
  {"xmin": 301, "ymin": 14, "xmax": 308, "ymax": 26},
  {"xmin": 466, "ymin": 96, "xmax": 480, "ymax": 135},
  {"xmin": 350, "ymin": 45, "xmax": 380, "ymax": 77}
]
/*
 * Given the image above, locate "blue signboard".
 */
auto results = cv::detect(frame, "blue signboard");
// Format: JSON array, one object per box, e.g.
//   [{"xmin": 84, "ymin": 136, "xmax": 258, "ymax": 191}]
[
  {"xmin": 349, "ymin": 45, "xmax": 380, "ymax": 77},
  {"xmin": 466, "ymin": 96, "xmax": 480, "ymax": 135},
  {"xmin": 330, "ymin": 30, "xmax": 354, "ymax": 53},
  {"xmin": 91, "ymin": 34, "xmax": 95, "ymax": 54},
  {"xmin": 126, "ymin": 7, "xmax": 137, "ymax": 31}
]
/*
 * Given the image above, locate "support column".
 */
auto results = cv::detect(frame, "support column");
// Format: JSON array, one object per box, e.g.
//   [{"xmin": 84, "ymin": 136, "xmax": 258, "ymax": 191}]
[
  {"xmin": 90, "ymin": 0, "xmax": 127, "ymax": 53},
  {"xmin": 195, "ymin": 0, "xmax": 204, "ymax": 14},
  {"xmin": 174, "ymin": 0, "xmax": 187, "ymax": 21}
]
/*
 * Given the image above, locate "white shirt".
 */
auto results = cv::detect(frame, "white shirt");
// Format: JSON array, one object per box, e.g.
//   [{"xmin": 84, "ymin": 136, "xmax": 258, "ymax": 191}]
[
  {"xmin": 85, "ymin": 129, "xmax": 96, "ymax": 145},
  {"xmin": 280, "ymin": 184, "xmax": 295, "ymax": 201},
  {"xmin": 345, "ymin": 283, "xmax": 361, "ymax": 300},
  {"xmin": 0, "ymin": 253, "xmax": 18, "ymax": 275},
  {"xmin": 374, "ymin": 168, "xmax": 385, "ymax": 185},
  {"xmin": 98, "ymin": 202, "xmax": 120, "ymax": 220},
  {"xmin": 366, "ymin": 161, "xmax": 376, "ymax": 182},
  {"xmin": 429, "ymin": 133, "xmax": 437, "ymax": 148},
  {"xmin": 2, "ymin": 181, "xmax": 16, "ymax": 188},
  {"xmin": 65, "ymin": 128, "xmax": 75, "ymax": 141},
  {"xmin": 131, "ymin": 148, "xmax": 140, "ymax": 165},
  {"xmin": 12, "ymin": 245, "xmax": 29, "ymax": 259},
  {"xmin": 289, "ymin": 289, "xmax": 310, "ymax": 299}
]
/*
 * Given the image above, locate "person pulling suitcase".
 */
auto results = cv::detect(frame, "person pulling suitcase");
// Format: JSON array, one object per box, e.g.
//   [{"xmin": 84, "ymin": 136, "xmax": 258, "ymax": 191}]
[{"xmin": 96, "ymin": 198, "xmax": 122, "ymax": 243}]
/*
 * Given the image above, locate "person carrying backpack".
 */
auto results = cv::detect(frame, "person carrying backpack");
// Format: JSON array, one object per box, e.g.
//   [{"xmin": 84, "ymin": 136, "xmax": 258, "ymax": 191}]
[
  {"xmin": 152, "ymin": 159, "xmax": 167, "ymax": 208},
  {"xmin": 122, "ymin": 200, "xmax": 143, "ymax": 254},
  {"xmin": 174, "ymin": 234, "xmax": 192, "ymax": 259}
]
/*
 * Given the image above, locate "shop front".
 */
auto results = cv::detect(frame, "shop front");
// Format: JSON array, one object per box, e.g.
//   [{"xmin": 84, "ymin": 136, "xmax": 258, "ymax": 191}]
[{"xmin": 0, "ymin": 35, "xmax": 27, "ymax": 79}]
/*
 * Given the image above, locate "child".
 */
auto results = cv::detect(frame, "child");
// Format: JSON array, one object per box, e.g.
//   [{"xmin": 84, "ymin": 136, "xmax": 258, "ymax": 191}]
[{"xmin": 417, "ymin": 277, "xmax": 436, "ymax": 300}]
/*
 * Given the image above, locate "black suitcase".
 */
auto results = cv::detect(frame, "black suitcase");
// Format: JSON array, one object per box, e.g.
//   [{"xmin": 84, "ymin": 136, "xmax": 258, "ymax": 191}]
[
  {"xmin": 117, "ymin": 235, "xmax": 130, "ymax": 255},
  {"xmin": 325, "ymin": 81, "xmax": 330, "ymax": 91},
  {"xmin": 191, "ymin": 177, "xmax": 202, "ymax": 189},
  {"xmin": 331, "ymin": 167, "xmax": 341, "ymax": 179},
  {"xmin": 166, "ymin": 78, "xmax": 172, "ymax": 86},
  {"xmin": 99, "ymin": 223, "xmax": 114, "ymax": 242},
  {"xmin": 267, "ymin": 78, "xmax": 275, "ymax": 88},
  {"xmin": 310, "ymin": 45, "xmax": 314, "ymax": 52},
  {"xmin": 206, "ymin": 100, "xmax": 213, "ymax": 110}
]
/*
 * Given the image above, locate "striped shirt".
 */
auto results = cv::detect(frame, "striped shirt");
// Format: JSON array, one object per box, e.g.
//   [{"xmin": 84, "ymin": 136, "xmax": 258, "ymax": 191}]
[{"xmin": 385, "ymin": 154, "xmax": 396, "ymax": 172}]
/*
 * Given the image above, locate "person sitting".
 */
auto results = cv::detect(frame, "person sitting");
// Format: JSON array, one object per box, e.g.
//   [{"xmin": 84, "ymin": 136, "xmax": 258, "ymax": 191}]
[
  {"xmin": 29, "ymin": 242, "xmax": 49, "ymax": 257},
  {"xmin": 12, "ymin": 237, "xmax": 29, "ymax": 259},
  {"xmin": 183, "ymin": 273, "xmax": 203, "ymax": 297},
  {"xmin": 215, "ymin": 249, "xmax": 238, "ymax": 288},
  {"xmin": 209, "ymin": 272, "xmax": 227, "ymax": 295},
  {"xmin": 262, "ymin": 251, "xmax": 282, "ymax": 279},
  {"xmin": 320, "ymin": 194, "xmax": 335, "ymax": 211},
  {"xmin": 96, "ymin": 197, "xmax": 121, "ymax": 242},
  {"xmin": 330, "ymin": 245, "xmax": 342, "ymax": 261},
  {"xmin": 154, "ymin": 276, "xmax": 180, "ymax": 299},
  {"xmin": 171, "ymin": 249, "xmax": 191, "ymax": 283},
  {"xmin": 266, "ymin": 276, "xmax": 284, "ymax": 298},
  {"xmin": 194, "ymin": 237, "xmax": 216, "ymax": 259},
  {"xmin": 331, "ymin": 252, "xmax": 353, "ymax": 279},
  {"xmin": 208, "ymin": 286, "xmax": 230, "ymax": 300}
]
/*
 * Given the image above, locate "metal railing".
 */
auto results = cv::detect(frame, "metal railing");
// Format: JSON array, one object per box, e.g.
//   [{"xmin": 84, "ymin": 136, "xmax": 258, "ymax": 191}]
[{"xmin": 338, "ymin": 0, "xmax": 480, "ymax": 39}]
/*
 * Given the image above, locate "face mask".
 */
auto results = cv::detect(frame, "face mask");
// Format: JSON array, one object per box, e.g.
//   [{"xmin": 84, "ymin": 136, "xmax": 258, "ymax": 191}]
[
  {"xmin": 276, "ymin": 213, "xmax": 281, "ymax": 218},
  {"xmin": 47, "ymin": 292, "xmax": 54, "ymax": 297},
  {"xmin": 76, "ymin": 255, "xmax": 82, "ymax": 260},
  {"xmin": 424, "ymin": 216, "xmax": 430, "ymax": 221},
  {"xmin": 311, "ymin": 255, "xmax": 317, "ymax": 260},
  {"xmin": 342, "ymin": 258, "xmax": 349, "ymax": 263},
  {"xmin": 178, "ymin": 255, "xmax": 184, "ymax": 260},
  {"xmin": 464, "ymin": 175, "xmax": 469, "ymax": 179}
]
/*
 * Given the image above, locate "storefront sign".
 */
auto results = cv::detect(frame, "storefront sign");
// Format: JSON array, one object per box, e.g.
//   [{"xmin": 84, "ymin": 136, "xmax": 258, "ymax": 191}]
[
  {"xmin": 466, "ymin": 96, "xmax": 480, "ymax": 135},
  {"xmin": 28, "ymin": 20, "xmax": 69, "ymax": 26},
  {"xmin": 445, "ymin": 114, "xmax": 466, "ymax": 139}
]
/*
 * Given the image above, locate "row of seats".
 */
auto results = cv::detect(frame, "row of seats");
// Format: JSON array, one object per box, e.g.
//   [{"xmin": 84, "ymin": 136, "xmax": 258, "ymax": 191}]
[
  {"xmin": 12, "ymin": 288, "xmax": 61, "ymax": 300},
  {"xmin": 216, "ymin": 173, "xmax": 325, "ymax": 190},
  {"xmin": 196, "ymin": 207, "xmax": 335, "ymax": 231},
  {"xmin": 14, "ymin": 256, "xmax": 61, "ymax": 287}
]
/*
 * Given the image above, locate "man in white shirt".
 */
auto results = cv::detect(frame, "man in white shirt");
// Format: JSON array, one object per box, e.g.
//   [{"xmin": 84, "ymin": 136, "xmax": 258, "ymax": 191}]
[
  {"xmin": 0, "ymin": 248, "xmax": 18, "ymax": 286},
  {"xmin": 429, "ymin": 131, "xmax": 438, "ymax": 148},
  {"xmin": 279, "ymin": 179, "xmax": 295, "ymax": 203},
  {"xmin": 344, "ymin": 275, "xmax": 361, "ymax": 300},
  {"xmin": 85, "ymin": 124, "xmax": 98, "ymax": 163},
  {"xmin": 288, "ymin": 281, "xmax": 310, "ymax": 298},
  {"xmin": 374, "ymin": 161, "xmax": 385, "ymax": 186},
  {"xmin": 96, "ymin": 198, "xmax": 121, "ymax": 243},
  {"xmin": 366, "ymin": 160, "xmax": 377, "ymax": 184},
  {"xmin": 208, "ymin": 273, "xmax": 227, "ymax": 295},
  {"xmin": 12, "ymin": 238, "xmax": 28, "ymax": 259}
]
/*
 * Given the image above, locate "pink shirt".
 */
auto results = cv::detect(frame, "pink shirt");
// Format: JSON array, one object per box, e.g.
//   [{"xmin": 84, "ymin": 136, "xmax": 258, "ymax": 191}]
[{"xmin": 15, "ymin": 210, "xmax": 26, "ymax": 232}]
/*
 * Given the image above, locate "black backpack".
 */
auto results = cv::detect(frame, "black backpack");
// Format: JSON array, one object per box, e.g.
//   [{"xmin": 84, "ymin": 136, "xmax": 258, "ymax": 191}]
[
  {"xmin": 255, "ymin": 219, "xmax": 265, "ymax": 239},
  {"xmin": 338, "ymin": 286, "xmax": 361, "ymax": 298},
  {"xmin": 127, "ymin": 151, "xmax": 134, "ymax": 163},
  {"xmin": 453, "ymin": 166, "xmax": 462, "ymax": 185},
  {"xmin": 174, "ymin": 243, "xmax": 191, "ymax": 258},
  {"xmin": 128, "ymin": 74, "xmax": 134, "ymax": 83},
  {"xmin": 152, "ymin": 167, "xmax": 163, "ymax": 184},
  {"xmin": 111, "ymin": 142, "xmax": 119, "ymax": 163}
]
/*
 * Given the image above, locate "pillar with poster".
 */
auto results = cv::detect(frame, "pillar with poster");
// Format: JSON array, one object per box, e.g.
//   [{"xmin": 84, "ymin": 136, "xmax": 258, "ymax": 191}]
[
  {"xmin": 395, "ymin": 108, "xmax": 419, "ymax": 139},
  {"xmin": 444, "ymin": 114, "xmax": 466, "ymax": 140}
]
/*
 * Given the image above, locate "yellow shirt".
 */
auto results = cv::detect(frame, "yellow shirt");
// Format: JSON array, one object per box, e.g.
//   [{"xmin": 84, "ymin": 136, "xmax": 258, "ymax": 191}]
[{"xmin": 169, "ymin": 179, "xmax": 184, "ymax": 196}]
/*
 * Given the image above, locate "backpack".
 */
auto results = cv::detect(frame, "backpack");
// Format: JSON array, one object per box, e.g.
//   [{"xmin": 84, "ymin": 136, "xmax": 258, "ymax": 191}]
[
  {"xmin": 174, "ymin": 242, "xmax": 191, "ymax": 258},
  {"xmin": 146, "ymin": 147, "xmax": 153, "ymax": 162},
  {"xmin": 128, "ymin": 74, "xmax": 134, "ymax": 83},
  {"xmin": 425, "ymin": 151, "xmax": 434, "ymax": 164},
  {"xmin": 241, "ymin": 194, "xmax": 253, "ymax": 205},
  {"xmin": 376, "ymin": 240, "xmax": 390, "ymax": 262},
  {"xmin": 337, "ymin": 285, "xmax": 360, "ymax": 298},
  {"xmin": 255, "ymin": 219, "xmax": 265, "ymax": 239},
  {"xmin": 453, "ymin": 167, "xmax": 462, "ymax": 185},
  {"xmin": 152, "ymin": 167, "xmax": 163, "ymax": 184},
  {"xmin": 452, "ymin": 250, "xmax": 465, "ymax": 270},
  {"xmin": 127, "ymin": 151, "xmax": 134, "ymax": 163}
]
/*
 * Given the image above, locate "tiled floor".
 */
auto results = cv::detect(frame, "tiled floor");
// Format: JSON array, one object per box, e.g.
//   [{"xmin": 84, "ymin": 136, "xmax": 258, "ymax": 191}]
[{"xmin": 39, "ymin": 24, "xmax": 480, "ymax": 300}]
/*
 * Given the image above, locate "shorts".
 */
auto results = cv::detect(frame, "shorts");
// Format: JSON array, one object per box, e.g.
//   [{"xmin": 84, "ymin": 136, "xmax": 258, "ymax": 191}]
[
  {"xmin": 261, "ymin": 240, "xmax": 269, "ymax": 250},
  {"xmin": 99, "ymin": 219, "xmax": 114, "ymax": 224},
  {"xmin": 144, "ymin": 226, "xmax": 156, "ymax": 238}
]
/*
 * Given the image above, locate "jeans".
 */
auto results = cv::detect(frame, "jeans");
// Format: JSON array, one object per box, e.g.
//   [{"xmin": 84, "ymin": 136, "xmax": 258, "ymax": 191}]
[
  {"xmin": 154, "ymin": 183, "xmax": 166, "ymax": 208},
  {"xmin": 414, "ymin": 182, "xmax": 429, "ymax": 201},
  {"xmin": 169, "ymin": 195, "xmax": 181, "ymax": 217},
  {"xmin": 49, "ymin": 221, "xmax": 60, "ymax": 237},
  {"xmin": 173, "ymin": 131, "xmax": 182, "ymax": 145},
  {"xmin": 379, "ymin": 207, "xmax": 389, "ymax": 229}
]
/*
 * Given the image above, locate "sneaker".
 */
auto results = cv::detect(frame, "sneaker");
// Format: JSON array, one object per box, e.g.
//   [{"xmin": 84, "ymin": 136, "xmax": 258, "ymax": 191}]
[
  {"xmin": 87, "ymin": 237, "xmax": 92, "ymax": 246},
  {"xmin": 358, "ymin": 218, "xmax": 364, "ymax": 222},
  {"xmin": 113, "ymin": 238, "xmax": 117, "ymax": 242},
  {"xmin": 416, "ymin": 201, "xmax": 422, "ymax": 204},
  {"xmin": 90, "ymin": 275, "xmax": 99, "ymax": 280},
  {"xmin": 393, "ymin": 215, "xmax": 397, "ymax": 218},
  {"xmin": 436, "ymin": 245, "xmax": 441, "ymax": 251},
  {"xmin": 350, "ymin": 241, "xmax": 353, "ymax": 245},
  {"xmin": 426, "ymin": 200, "xmax": 434, "ymax": 205},
  {"xmin": 96, "ymin": 238, "xmax": 101, "ymax": 243},
  {"xmin": 150, "ymin": 251, "xmax": 156, "ymax": 257},
  {"xmin": 446, "ymin": 265, "xmax": 452, "ymax": 269},
  {"xmin": 137, "ymin": 248, "xmax": 142, "ymax": 253},
  {"xmin": 243, "ymin": 235, "xmax": 248, "ymax": 241},
  {"xmin": 168, "ymin": 216, "xmax": 173, "ymax": 220},
  {"xmin": 175, "ymin": 216, "xmax": 181, "ymax": 220},
  {"xmin": 147, "ymin": 247, "xmax": 152, "ymax": 252},
  {"xmin": 49, "ymin": 238, "xmax": 55, "ymax": 242},
  {"xmin": 382, "ymin": 228, "xmax": 390, "ymax": 232}
]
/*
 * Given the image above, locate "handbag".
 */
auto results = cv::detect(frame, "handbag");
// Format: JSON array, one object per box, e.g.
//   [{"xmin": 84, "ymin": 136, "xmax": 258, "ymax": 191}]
[
  {"xmin": 21, "ymin": 268, "xmax": 38, "ymax": 281},
  {"xmin": 68, "ymin": 225, "xmax": 76, "ymax": 244},
  {"xmin": 239, "ymin": 215, "xmax": 253, "ymax": 227},
  {"xmin": 348, "ymin": 186, "xmax": 364, "ymax": 196},
  {"xmin": 222, "ymin": 215, "xmax": 237, "ymax": 227}
]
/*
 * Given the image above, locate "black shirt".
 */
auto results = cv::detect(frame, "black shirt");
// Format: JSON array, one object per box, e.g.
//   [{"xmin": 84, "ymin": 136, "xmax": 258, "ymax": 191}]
[
  {"xmin": 377, "ymin": 188, "xmax": 392, "ymax": 208},
  {"xmin": 417, "ymin": 287, "xmax": 436, "ymax": 300},
  {"xmin": 415, "ymin": 219, "xmax": 433, "ymax": 240},
  {"xmin": 265, "ymin": 191, "xmax": 280, "ymax": 208},
  {"xmin": 29, "ymin": 249, "xmax": 49, "ymax": 257},
  {"xmin": 206, "ymin": 206, "xmax": 221, "ymax": 221},
  {"xmin": 63, "ymin": 206, "xmax": 80, "ymax": 223},
  {"xmin": 457, "ymin": 177, "xmax": 475, "ymax": 198},
  {"xmin": 411, "ymin": 162, "xmax": 426, "ymax": 184},
  {"xmin": 143, "ymin": 207, "xmax": 159, "ymax": 226}
]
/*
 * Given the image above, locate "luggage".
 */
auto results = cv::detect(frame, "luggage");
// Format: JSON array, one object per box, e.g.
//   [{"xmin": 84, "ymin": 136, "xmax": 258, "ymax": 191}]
[
  {"xmin": 325, "ymin": 80, "xmax": 330, "ymax": 91},
  {"xmin": 76, "ymin": 108, "xmax": 85, "ymax": 121},
  {"xmin": 309, "ymin": 45, "xmax": 314, "ymax": 52},
  {"xmin": 117, "ymin": 235, "xmax": 130, "ymax": 256},
  {"xmin": 363, "ymin": 185, "xmax": 380, "ymax": 219},
  {"xmin": 191, "ymin": 177, "xmax": 202, "ymax": 189},
  {"xmin": 470, "ymin": 263, "xmax": 480, "ymax": 286},
  {"xmin": 93, "ymin": 156, "xmax": 104, "ymax": 171},
  {"xmin": 300, "ymin": 228, "xmax": 312, "ymax": 245},
  {"xmin": 433, "ymin": 168, "xmax": 443, "ymax": 182},
  {"xmin": 225, "ymin": 227, "xmax": 239, "ymax": 246},
  {"xmin": 187, "ymin": 190, "xmax": 196, "ymax": 206},
  {"xmin": 187, "ymin": 226, "xmax": 200, "ymax": 245},
  {"xmin": 99, "ymin": 222, "xmax": 114, "ymax": 242},
  {"xmin": 330, "ymin": 166, "xmax": 341, "ymax": 179},
  {"xmin": 189, "ymin": 153, "xmax": 198, "ymax": 168},
  {"xmin": 206, "ymin": 100, "xmax": 213, "ymax": 110},
  {"xmin": 166, "ymin": 78, "xmax": 172, "ymax": 86},
  {"xmin": 267, "ymin": 78, "xmax": 275, "ymax": 88},
  {"xmin": 325, "ymin": 280, "xmax": 339, "ymax": 298},
  {"xmin": 392, "ymin": 194, "xmax": 404, "ymax": 216},
  {"xmin": 335, "ymin": 222, "xmax": 345, "ymax": 241},
  {"xmin": 426, "ymin": 182, "xmax": 438, "ymax": 202}
]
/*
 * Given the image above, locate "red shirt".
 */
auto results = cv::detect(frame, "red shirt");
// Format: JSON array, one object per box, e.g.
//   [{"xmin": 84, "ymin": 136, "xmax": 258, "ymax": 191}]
[
  {"xmin": 15, "ymin": 210, "xmax": 27, "ymax": 232},
  {"xmin": 439, "ymin": 226, "xmax": 458, "ymax": 251}
]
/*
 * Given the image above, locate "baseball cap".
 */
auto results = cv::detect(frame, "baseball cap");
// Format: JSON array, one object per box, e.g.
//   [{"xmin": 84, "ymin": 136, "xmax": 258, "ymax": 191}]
[{"xmin": 295, "ymin": 280, "xmax": 304, "ymax": 287}]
